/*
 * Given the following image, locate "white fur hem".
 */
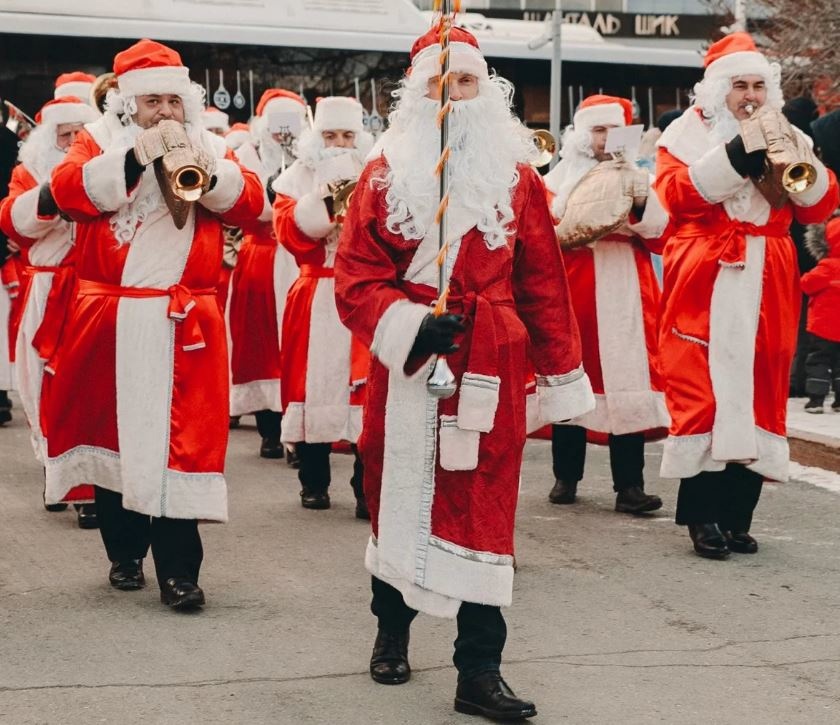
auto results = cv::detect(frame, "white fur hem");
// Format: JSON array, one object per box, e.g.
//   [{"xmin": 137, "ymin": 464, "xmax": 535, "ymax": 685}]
[
  {"xmin": 293, "ymin": 192, "xmax": 334, "ymax": 240},
  {"xmin": 659, "ymin": 427, "xmax": 789, "ymax": 482},
  {"xmin": 200, "ymin": 158, "xmax": 245, "ymax": 214},
  {"xmin": 230, "ymin": 378, "xmax": 281, "ymax": 416},
  {"xmin": 82, "ymin": 147, "xmax": 131, "ymax": 212},
  {"xmin": 369, "ymin": 298, "xmax": 431, "ymax": 378},
  {"xmin": 280, "ymin": 401, "xmax": 363, "ymax": 444},
  {"xmin": 457, "ymin": 373, "xmax": 500, "ymax": 432},
  {"xmin": 688, "ymin": 143, "xmax": 747, "ymax": 204},
  {"xmin": 565, "ymin": 391, "xmax": 670, "ymax": 435},
  {"xmin": 10, "ymin": 186, "xmax": 58, "ymax": 239},
  {"xmin": 790, "ymin": 159, "xmax": 830, "ymax": 208},
  {"xmin": 536, "ymin": 367, "xmax": 596, "ymax": 424}
]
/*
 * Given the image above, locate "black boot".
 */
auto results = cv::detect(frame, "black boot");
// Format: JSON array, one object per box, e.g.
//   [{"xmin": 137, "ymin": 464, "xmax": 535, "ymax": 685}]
[
  {"xmin": 76, "ymin": 503, "xmax": 99, "ymax": 529},
  {"xmin": 109, "ymin": 559, "xmax": 145, "ymax": 590},
  {"xmin": 548, "ymin": 479, "xmax": 577, "ymax": 504},
  {"xmin": 615, "ymin": 486, "xmax": 662, "ymax": 514},
  {"xmin": 0, "ymin": 390, "xmax": 11, "ymax": 425},
  {"xmin": 300, "ymin": 488, "xmax": 330, "ymax": 509},
  {"xmin": 44, "ymin": 502, "xmax": 68, "ymax": 512},
  {"xmin": 724, "ymin": 530, "xmax": 758, "ymax": 554},
  {"xmin": 687, "ymin": 523, "xmax": 730, "ymax": 560},
  {"xmin": 160, "ymin": 578, "xmax": 205, "ymax": 610},
  {"xmin": 454, "ymin": 671, "xmax": 537, "ymax": 721},
  {"xmin": 260, "ymin": 436, "xmax": 284, "ymax": 459},
  {"xmin": 805, "ymin": 396, "xmax": 825, "ymax": 413},
  {"xmin": 369, "ymin": 629, "xmax": 411, "ymax": 684}
]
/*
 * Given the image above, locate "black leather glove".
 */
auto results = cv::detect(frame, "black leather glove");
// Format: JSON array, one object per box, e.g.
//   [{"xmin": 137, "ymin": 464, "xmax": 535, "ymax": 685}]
[
  {"xmin": 410, "ymin": 313, "xmax": 466, "ymax": 357},
  {"xmin": 266, "ymin": 172, "xmax": 279, "ymax": 205},
  {"xmin": 37, "ymin": 183, "xmax": 59, "ymax": 217},
  {"xmin": 124, "ymin": 148, "xmax": 145, "ymax": 189},
  {"xmin": 725, "ymin": 135, "xmax": 766, "ymax": 178}
]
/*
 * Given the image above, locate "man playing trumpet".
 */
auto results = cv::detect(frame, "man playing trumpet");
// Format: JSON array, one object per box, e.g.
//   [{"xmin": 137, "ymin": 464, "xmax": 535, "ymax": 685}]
[
  {"xmin": 47, "ymin": 39, "xmax": 263, "ymax": 609},
  {"xmin": 544, "ymin": 94, "xmax": 671, "ymax": 514},
  {"xmin": 655, "ymin": 32, "xmax": 839, "ymax": 559}
]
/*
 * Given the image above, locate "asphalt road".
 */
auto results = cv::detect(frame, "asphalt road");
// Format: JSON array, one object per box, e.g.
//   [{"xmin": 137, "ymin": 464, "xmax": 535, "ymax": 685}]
[{"xmin": 1, "ymin": 402, "xmax": 839, "ymax": 724}]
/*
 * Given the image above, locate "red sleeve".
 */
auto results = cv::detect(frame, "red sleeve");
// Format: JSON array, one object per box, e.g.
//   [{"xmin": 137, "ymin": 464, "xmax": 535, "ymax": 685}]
[
  {"xmin": 792, "ymin": 169, "xmax": 840, "ymax": 226},
  {"xmin": 0, "ymin": 165, "xmax": 39, "ymax": 247},
  {"xmin": 50, "ymin": 131, "xmax": 110, "ymax": 223},
  {"xmin": 654, "ymin": 148, "xmax": 717, "ymax": 219},
  {"xmin": 197, "ymin": 148, "xmax": 265, "ymax": 227},
  {"xmin": 801, "ymin": 262, "xmax": 832, "ymax": 295},
  {"xmin": 273, "ymin": 193, "xmax": 328, "ymax": 265}
]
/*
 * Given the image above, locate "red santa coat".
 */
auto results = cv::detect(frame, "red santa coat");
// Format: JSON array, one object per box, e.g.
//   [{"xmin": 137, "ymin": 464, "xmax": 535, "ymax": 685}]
[
  {"xmin": 334, "ymin": 157, "xmax": 594, "ymax": 617},
  {"xmin": 0, "ymin": 163, "xmax": 77, "ymax": 464},
  {"xmin": 544, "ymin": 178, "xmax": 671, "ymax": 438},
  {"xmin": 801, "ymin": 228, "xmax": 840, "ymax": 343},
  {"xmin": 0, "ymin": 256, "xmax": 23, "ymax": 391},
  {"xmin": 272, "ymin": 160, "xmax": 365, "ymax": 444},
  {"xmin": 46, "ymin": 113, "xmax": 263, "ymax": 519},
  {"xmin": 227, "ymin": 141, "xmax": 298, "ymax": 416},
  {"xmin": 655, "ymin": 107, "xmax": 839, "ymax": 482}
]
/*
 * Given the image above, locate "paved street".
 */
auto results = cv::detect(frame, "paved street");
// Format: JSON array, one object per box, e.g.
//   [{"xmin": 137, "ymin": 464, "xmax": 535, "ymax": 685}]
[{"xmin": 1, "ymin": 400, "xmax": 839, "ymax": 725}]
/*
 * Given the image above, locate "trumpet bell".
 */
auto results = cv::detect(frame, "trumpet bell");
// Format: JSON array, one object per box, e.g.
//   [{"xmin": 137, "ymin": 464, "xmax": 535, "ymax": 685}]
[
  {"xmin": 173, "ymin": 166, "xmax": 209, "ymax": 202},
  {"xmin": 783, "ymin": 162, "xmax": 817, "ymax": 194},
  {"xmin": 532, "ymin": 129, "xmax": 557, "ymax": 168}
]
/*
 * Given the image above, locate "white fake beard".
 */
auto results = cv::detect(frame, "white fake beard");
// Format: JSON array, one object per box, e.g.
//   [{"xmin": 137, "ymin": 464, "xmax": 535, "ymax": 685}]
[
  {"xmin": 256, "ymin": 128, "xmax": 296, "ymax": 179},
  {"xmin": 17, "ymin": 124, "xmax": 68, "ymax": 183},
  {"xmin": 295, "ymin": 127, "xmax": 372, "ymax": 171},
  {"xmin": 545, "ymin": 126, "xmax": 599, "ymax": 219},
  {"xmin": 707, "ymin": 107, "xmax": 742, "ymax": 147},
  {"xmin": 377, "ymin": 80, "xmax": 535, "ymax": 250}
]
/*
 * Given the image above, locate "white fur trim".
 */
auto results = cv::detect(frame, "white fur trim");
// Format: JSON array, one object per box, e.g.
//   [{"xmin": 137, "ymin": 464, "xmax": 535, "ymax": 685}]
[
  {"xmin": 705, "ymin": 51, "xmax": 773, "ymax": 83},
  {"xmin": 202, "ymin": 109, "xmax": 229, "ymax": 131},
  {"xmin": 660, "ymin": 427, "xmax": 788, "ymax": 482},
  {"xmin": 369, "ymin": 298, "xmax": 431, "ymax": 377},
  {"xmin": 313, "ymin": 97, "xmax": 364, "ymax": 134},
  {"xmin": 688, "ymin": 142, "xmax": 748, "ymax": 203},
  {"xmin": 411, "ymin": 42, "xmax": 489, "ymax": 83},
  {"xmin": 55, "ymin": 81, "xmax": 94, "ymax": 101},
  {"xmin": 293, "ymin": 192, "xmax": 334, "ymax": 239},
  {"xmin": 626, "ymin": 177, "xmax": 669, "ymax": 239},
  {"xmin": 262, "ymin": 97, "xmax": 307, "ymax": 119},
  {"xmin": 117, "ymin": 66, "xmax": 191, "ymax": 98},
  {"xmin": 199, "ymin": 158, "xmax": 245, "ymax": 214},
  {"xmin": 0, "ymin": 285, "xmax": 13, "ymax": 391},
  {"xmin": 457, "ymin": 373, "xmax": 500, "ymax": 432},
  {"xmin": 439, "ymin": 414, "xmax": 480, "ymax": 471},
  {"xmin": 525, "ymin": 389, "xmax": 541, "ymax": 434},
  {"xmin": 10, "ymin": 186, "xmax": 58, "ymax": 238},
  {"xmin": 535, "ymin": 366, "xmax": 596, "ymax": 424},
  {"xmin": 225, "ymin": 129, "xmax": 250, "ymax": 150},
  {"xmin": 790, "ymin": 157, "xmax": 830, "ymax": 208},
  {"xmin": 708, "ymin": 235, "xmax": 765, "ymax": 461},
  {"xmin": 564, "ymin": 391, "xmax": 669, "ymax": 435},
  {"xmin": 573, "ymin": 104, "xmax": 626, "ymax": 130},
  {"xmin": 656, "ymin": 107, "xmax": 709, "ymax": 165},
  {"xmin": 230, "ymin": 379, "xmax": 281, "ymax": 416},
  {"xmin": 40, "ymin": 102, "xmax": 98, "ymax": 126},
  {"xmin": 82, "ymin": 146, "xmax": 131, "ymax": 212}
]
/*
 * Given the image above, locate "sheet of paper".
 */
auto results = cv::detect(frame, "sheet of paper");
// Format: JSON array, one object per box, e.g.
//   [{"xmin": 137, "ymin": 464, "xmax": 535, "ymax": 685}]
[{"xmin": 605, "ymin": 124, "xmax": 644, "ymax": 158}]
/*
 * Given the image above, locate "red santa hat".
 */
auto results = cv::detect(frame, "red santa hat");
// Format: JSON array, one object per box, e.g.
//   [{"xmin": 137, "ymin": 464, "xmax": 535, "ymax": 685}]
[
  {"xmin": 573, "ymin": 94, "xmax": 633, "ymax": 130},
  {"xmin": 201, "ymin": 106, "xmax": 229, "ymax": 131},
  {"xmin": 225, "ymin": 122, "xmax": 251, "ymax": 149},
  {"xmin": 255, "ymin": 88, "xmax": 307, "ymax": 118},
  {"xmin": 113, "ymin": 39, "xmax": 191, "ymax": 98},
  {"xmin": 409, "ymin": 23, "xmax": 488, "ymax": 83},
  {"xmin": 703, "ymin": 32, "xmax": 773, "ymax": 82},
  {"xmin": 35, "ymin": 96, "xmax": 99, "ymax": 126},
  {"xmin": 54, "ymin": 71, "xmax": 96, "ymax": 101},
  {"xmin": 313, "ymin": 96, "xmax": 363, "ymax": 134}
]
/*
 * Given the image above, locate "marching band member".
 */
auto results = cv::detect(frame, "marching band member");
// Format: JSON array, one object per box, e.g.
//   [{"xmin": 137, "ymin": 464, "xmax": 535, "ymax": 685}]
[
  {"xmin": 655, "ymin": 33, "xmax": 839, "ymax": 559},
  {"xmin": 543, "ymin": 95, "xmax": 670, "ymax": 513},
  {"xmin": 0, "ymin": 96, "xmax": 99, "ymax": 526},
  {"xmin": 272, "ymin": 96, "xmax": 371, "ymax": 514},
  {"xmin": 335, "ymin": 25, "xmax": 593, "ymax": 720},
  {"xmin": 201, "ymin": 105, "xmax": 230, "ymax": 137},
  {"xmin": 48, "ymin": 39, "xmax": 263, "ymax": 608}
]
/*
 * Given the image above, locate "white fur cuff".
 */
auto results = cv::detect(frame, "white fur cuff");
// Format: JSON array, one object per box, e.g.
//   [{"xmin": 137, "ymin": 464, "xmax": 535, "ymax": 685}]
[
  {"xmin": 626, "ymin": 175, "xmax": 669, "ymax": 239},
  {"xmin": 457, "ymin": 373, "xmax": 500, "ymax": 432},
  {"xmin": 370, "ymin": 299, "xmax": 431, "ymax": 377},
  {"xmin": 790, "ymin": 158, "xmax": 830, "ymax": 208},
  {"xmin": 200, "ymin": 158, "xmax": 245, "ymax": 214},
  {"xmin": 688, "ymin": 143, "xmax": 748, "ymax": 204},
  {"xmin": 293, "ymin": 191, "xmax": 334, "ymax": 240},
  {"xmin": 10, "ymin": 186, "xmax": 58, "ymax": 239},
  {"xmin": 82, "ymin": 148, "xmax": 131, "ymax": 213},
  {"xmin": 536, "ymin": 367, "xmax": 596, "ymax": 424}
]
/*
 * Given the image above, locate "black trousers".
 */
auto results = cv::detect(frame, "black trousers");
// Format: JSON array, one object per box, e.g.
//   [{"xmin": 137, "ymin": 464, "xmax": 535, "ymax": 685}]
[
  {"xmin": 371, "ymin": 576, "xmax": 507, "ymax": 680},
  {"xmin": 254, "ymin": 409, "xmax": 282, "ymax": 440},
  {"xmin": 675, "ymin": 464, "xmax": 763, "ymax": 531},
  {"xmin": 94, "ymin": 486, "xmax": 203, "ymax": 587},
  {"xmin": 297, "ymin": 442, "xmax": 364, "ymax": 497},
  {"xmin": 804, "ymin": 336, "xmax": 840, "ymax": 398},
  {"xmin": 552, "ymin": 425, "xmax": 645, "ymax": 491}
]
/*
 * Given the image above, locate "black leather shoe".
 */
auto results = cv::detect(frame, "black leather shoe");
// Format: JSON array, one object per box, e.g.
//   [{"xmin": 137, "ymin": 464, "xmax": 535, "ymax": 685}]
[
  {"xmin": 286, "ymin": 446, "xmax": 300, "ymax": 468},
  {"xmin": 725, "ymin": 530, "xmax": 758, "ymax": 554},
  {"xmin": 355, "ymin": 496, "xmax": 370, "ymax": 520},
  {"xmin": 109, "ymin": 560, "xmax": 145, "ymax": 590},
  {"xmin": 301, "ymin": 489, "xmax": 330, "ymax": 509},
  {"xmin": 76, "ymin": 503, "xmax": 99, "ymax": 529},
  {"xmin": 370, "ymin": 629, "xmax": 410, "ymax": 684},
  {"xmin": 615, "ymin": 486, "xmax": 663, "ymax": 514},
  {"xmin": 260, "ymin": 436, "xmax": 284, "ymax": 459},
  {"xmin": 548, "ymin": 479, "xmax": 577, "ymax": 504},
  {"xmin": 454, "ymin": 671, "xmax": 537, "ymax": 721},
  {"xmin": 0, "ymin": 408, "xmax": 10, "ymax": 425},
  {"xmin": 688, "ymin": 523, "xmax": 730, "ymax": 560},
  {"xmin": 44, "ymin": 502, "xmax": 68, "ymax": 512},
  {"xmin": 228, "ymin": 415, "xmax": 241, "ymax": 429},
  {"xmin": 160, "ymin": 578, "xmax": 205, "ymax": 610}
]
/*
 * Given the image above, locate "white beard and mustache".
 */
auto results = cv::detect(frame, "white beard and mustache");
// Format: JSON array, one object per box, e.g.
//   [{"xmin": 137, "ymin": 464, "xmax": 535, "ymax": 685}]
[
  {"xmin": 376, "ymin": 77, "xmax": 536, "ymax": 250},
  {"xmin": 17, "ymin": 124, "xmax": 69, "ymax": 183},
  {"xmin": 544, "ymin": 126, "xmax": 599, "ymax": 219},
  {"xmin": 295, "ymin": 127, "xmax": 373, "ymax": 171}
]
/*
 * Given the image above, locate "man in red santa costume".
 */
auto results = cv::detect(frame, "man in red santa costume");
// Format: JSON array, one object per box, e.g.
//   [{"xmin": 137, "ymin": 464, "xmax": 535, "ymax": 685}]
[
  {"xmin": 228, "ymin": 89, "xmax": 306, "ymax": 458},
  {"xmin": 54, "ymin": 72, "xmax": 96, "ymax": 103},
  {"xmin": 272, "ymin": 96, "xmax": 373, "ymax": 514},
  {"xmin": 655, "ymin": 32, "xmax": 839, "ymax": 559},
  {"xmin": 48, "ymin": 39, "xmax": 263, "ymax": 608},
  {"xmin": 0, "ymin": 96, "xmax": 100, "ymax": 528},
  {"xmin": 200, "ymin": 106, "xmax": 229, "ymax": 137},
  {"xmin": 543, "ymin": 94, "xmax": 670, "ymax": 513},
  {"xmin": 334, "ymin": 25, "xmax": 593, "ymax": 720}
]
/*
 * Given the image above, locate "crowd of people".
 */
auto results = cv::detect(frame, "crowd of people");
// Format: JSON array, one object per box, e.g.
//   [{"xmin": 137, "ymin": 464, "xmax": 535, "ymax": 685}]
[{"xmin": 0, "ymin": 22, "xmax": 838, "ymax": 722}]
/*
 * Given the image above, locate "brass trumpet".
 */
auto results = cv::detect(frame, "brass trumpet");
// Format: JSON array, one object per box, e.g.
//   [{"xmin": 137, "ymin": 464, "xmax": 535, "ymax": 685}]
[
  {"xmin": 329, "ymin": 178, "xmax": 358, "ymax": 221},
  {"xmin": 532, "ymin": 129, "xmax": 558, "ymax": 168},
  {"xmin": 741, "ymin": 103, "xmax": 817, "ymax": 208}
]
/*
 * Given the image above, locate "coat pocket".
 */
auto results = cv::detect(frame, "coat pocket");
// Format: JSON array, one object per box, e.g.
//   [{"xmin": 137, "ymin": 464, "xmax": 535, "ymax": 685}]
[
  {"xmin": 456, "ymin": 373, "xmax": 501, "ymax": 432},
  {"xmin": 438, "ymin": 415, "xmax": 480, "ymax": 471}
]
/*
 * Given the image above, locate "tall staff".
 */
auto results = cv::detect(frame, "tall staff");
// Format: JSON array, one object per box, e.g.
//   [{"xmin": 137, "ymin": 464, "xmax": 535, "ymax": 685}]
[{"xmin": 426, "ymin": 0, "xmax": 460, "ymax": 399}]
